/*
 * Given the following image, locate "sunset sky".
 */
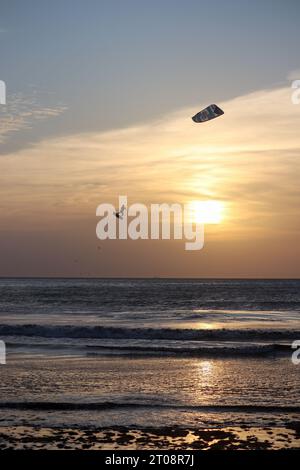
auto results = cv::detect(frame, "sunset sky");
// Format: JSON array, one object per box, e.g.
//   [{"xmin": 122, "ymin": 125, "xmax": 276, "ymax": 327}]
[{"xmin": 0, "ymin": 0, "xmax": 300, "ymax": 277}]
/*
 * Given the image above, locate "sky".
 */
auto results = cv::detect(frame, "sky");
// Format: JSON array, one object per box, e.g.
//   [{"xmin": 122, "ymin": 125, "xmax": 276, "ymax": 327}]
[{"xmin": 0, "ymin": 0, "xmax": 300, "ymax": 277}]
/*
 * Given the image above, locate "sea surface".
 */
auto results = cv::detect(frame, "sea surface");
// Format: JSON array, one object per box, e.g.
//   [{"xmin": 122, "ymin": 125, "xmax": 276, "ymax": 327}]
[{"xmin": 0, "ymin": 278, "xmax": 299, "ymax": 430}]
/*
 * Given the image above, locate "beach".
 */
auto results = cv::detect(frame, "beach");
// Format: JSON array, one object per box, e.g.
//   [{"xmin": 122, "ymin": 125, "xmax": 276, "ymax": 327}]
[
  {"xmin": 0, "ymin": 278, "xmax": 300, "ymax": 450},
  {"xmin": 1, "ymin": 424, "xmax": 299, "ymax": 450}
]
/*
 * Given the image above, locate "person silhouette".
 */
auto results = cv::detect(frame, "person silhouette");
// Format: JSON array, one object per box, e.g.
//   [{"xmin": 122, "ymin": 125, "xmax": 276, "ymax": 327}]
[{"xmin": 114, "ymin": 204, "xmax": 126, "ymax": 219}]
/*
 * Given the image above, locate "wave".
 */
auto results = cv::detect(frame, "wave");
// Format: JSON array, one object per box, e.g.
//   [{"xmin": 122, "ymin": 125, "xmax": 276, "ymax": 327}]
[
  {"xmin": 5, "ymin": 339, "xmax": 292, "ymax": 357},
  {"xmin": 0, "ymin": 401, "xmax": 299, "ymax": 413},
  {"xmin": 0, "ymin": 324, "xmax": 298, "ymax": 342},
  {"xmin": 84, "ymin": 342, "xmax": 291, "ymax": 357}
]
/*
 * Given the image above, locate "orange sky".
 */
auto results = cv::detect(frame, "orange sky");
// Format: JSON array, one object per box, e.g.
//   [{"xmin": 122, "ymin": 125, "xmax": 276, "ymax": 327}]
[{"xmin": 0, "ymin": 86, "xmax": 300, "ymax": 277}]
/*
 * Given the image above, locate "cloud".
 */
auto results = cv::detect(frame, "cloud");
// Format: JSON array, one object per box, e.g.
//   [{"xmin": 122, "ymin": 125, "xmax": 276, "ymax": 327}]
[
  {"xmin": 0, "ymin": 85, "xmax": 299, "ymax": 241},
  {"xmin": 0, "ymin": 91, "xmax": 67, "ymax": 143}
]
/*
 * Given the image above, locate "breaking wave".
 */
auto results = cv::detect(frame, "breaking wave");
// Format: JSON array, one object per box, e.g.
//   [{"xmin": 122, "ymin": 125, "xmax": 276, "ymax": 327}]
[{"xmin": 0, "ymin": 323, "xmax": 297, "ymax": 342}]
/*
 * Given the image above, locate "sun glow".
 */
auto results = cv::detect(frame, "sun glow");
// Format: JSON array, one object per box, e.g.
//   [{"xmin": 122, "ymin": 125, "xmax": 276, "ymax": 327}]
[
  {"xmin": 199, "ymin": 361, "xmax": 213, "ymax": 375},
  {"xmin": 189, "ymin": 200, "xmax": 225, "ymax": 224}
]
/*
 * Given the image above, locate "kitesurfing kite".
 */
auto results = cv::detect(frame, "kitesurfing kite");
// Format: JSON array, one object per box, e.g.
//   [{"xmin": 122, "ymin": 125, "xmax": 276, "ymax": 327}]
[{"xmin": 192, "ymin": 104, "xmax": 224, "ymax": 123}]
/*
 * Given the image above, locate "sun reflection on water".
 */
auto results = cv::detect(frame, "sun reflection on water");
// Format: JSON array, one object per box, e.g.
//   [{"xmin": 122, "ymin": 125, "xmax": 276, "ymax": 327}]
[{"xmin": 199, "ymin": 360, "xmax": 213, "ymax": 375}]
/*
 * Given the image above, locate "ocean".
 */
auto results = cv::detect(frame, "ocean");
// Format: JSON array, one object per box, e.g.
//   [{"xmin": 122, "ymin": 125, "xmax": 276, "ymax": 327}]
[{"xmin": 0, "ymin": 278, "xmax": 299, "ymax": 448}]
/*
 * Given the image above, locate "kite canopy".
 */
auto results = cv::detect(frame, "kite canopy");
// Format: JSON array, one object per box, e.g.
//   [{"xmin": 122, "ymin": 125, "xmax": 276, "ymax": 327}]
[{"xmin": 192, "ymin": 104, "xmax": 224, "ymax": 123}]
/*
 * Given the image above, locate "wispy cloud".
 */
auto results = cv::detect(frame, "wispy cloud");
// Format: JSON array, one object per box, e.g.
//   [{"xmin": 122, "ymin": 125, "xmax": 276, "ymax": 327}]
[{"xmin": 0, "ymin": 91, "xmax": 67, "ymax": 143}]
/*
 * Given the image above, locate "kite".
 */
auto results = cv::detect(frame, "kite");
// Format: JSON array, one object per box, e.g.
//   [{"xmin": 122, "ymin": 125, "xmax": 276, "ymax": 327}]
[{"xmin": 192, "ymin": 104, "xmax": 224, "ymax": 123}]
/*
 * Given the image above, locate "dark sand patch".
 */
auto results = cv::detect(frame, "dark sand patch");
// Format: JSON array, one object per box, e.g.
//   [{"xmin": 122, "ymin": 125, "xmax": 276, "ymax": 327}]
[{"xmin": 0, "ymin": 424, "xmax": 299, "ymax": 450}]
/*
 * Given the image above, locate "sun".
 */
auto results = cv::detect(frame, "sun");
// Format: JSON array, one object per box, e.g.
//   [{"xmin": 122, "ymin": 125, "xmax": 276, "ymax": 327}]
[{"xmin": 188, "ymin": 200, "xmax": 224, "ymax": 224}]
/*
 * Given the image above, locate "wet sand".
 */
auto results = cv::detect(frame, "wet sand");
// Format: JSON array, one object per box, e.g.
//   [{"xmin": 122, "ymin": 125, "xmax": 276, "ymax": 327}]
[{"xmin": 0, "ymin": 424, "xmax": 299, "ymax": 450}]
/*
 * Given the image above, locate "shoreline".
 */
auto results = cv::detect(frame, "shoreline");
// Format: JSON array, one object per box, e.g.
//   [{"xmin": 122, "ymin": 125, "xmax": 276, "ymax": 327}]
[{"xmin": 0, "ymin": 424, "xmax": 299, "ymax": 450}]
